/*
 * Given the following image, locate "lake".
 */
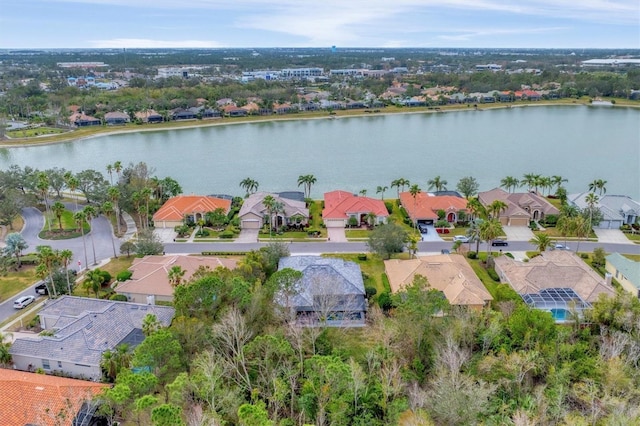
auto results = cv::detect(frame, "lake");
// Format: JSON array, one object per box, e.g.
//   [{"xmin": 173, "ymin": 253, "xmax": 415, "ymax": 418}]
[{"xmin": 1, "ymin": 105, "xmax": 639, "ymax": 199}]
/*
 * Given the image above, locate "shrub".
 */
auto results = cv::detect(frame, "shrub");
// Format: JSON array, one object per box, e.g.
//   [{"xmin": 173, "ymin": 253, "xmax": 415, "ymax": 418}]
[
  {"xmin": 467, "ymin": 251, "xmax": 477, "ymax": 259},
  {"xmin": 99, "ymin": 270, "xmax": 112, "ymax": 285},
  {"xmin": 358, "ymin": 253, "xmax": 367, "ymax": 261},
  {"xmin": 378, "ymin": 291, "xmax": 395, "ymax": 311},
  {"xmin": 196, "ymin": 229, "xmax": 210, "ymax": 237},
  {"xmin": 505, "ymin": 252, "xmax": 514, "ymax": 259},
  {"xmin": 220, "ymin": 230, "xmax": 235, "ymax": 239},
  {"xmin": 544, "ymin": 214, "xmax": 558, "ymax": 226},
  {"xmin": 580, "ymin": 253, "xmax": 589, "ymax": 259},
  {"xmin": 384, "ymin": 201, "xmax": 394, "ymax": 214},
  {"xmin": 116, "ymin": 270, "xmax": 133, "ymax": 282},
  {"xmin": 109, "ymin": 294, "xmax": 128, "ymax": 301},
  {"xmin": 306, "ymin": 228, "xmax": 320, "ymax": 236},
  {"xmin": 365, "ymin": 286, "xmax": 377, "ymax": 299},
  {"xmin": 487, "ymin": 268, "xmax": 500, "ymax": 282}
]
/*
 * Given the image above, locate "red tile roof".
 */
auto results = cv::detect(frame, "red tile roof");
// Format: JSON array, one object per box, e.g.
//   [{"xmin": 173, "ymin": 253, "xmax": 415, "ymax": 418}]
[
  {"xmin": 153, "ymin": 195, "xmax": 231, "ymax": 222},
  {"xmin": 399, "ymin": 192, "xmax": 467, "ymax": 221},
  {"xmin": 322, "ymin": 190, "xmax": 389, "ymax": 219},
  {"xmin": 0, "ymin": 369, "xmax": 107, "ymax": 426}
]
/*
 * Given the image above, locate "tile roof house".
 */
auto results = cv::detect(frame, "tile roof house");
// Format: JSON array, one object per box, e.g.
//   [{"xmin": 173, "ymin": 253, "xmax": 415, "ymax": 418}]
[
  {"xmin": 152, "ymin": 195, "xmax": 231, "ymax": 229},
  {"xmin": 10, "ymin": 296, "xmax": 175, "ymax": 381},
  {"xmin": 277, "ymin": 256, "xmax": 367, "ymax": 327},
  {"xmin": 606, "ymin": 253, "xmax": 640, "ymax": 298},
  {"xmin": 134, "ymin": 109, "xmax": 163, "ymax": 123},
  {"xmin": 115, "ymin": 254, "xmax": 238, "ymax": 303},
  {"xmin": 239, "ymin": 192, "xmax": 309, "ymax": 230},
  {"xmin": 104, "ymin": 111, "xmax": 129, "ymax": 125},
  {"xmin": 322, "ymin": 190, "xmax": 389, "ymax": 228},
  {"xmin": 478, "ymin": 188, "xmax": 559, "ymax": 226},
  {"xmin": 568, "ymin": 193, "xmax": 640, "ymax": 229},
  {"xmin": 494, "ymin": 251, "xmax": 615, "ymax": 319},
  {"xmin": 68, "ymin": 112, "xmax": 101, "ymax": 127},
  {"xmin": 0, "ymin": 369, "xmax": 108, "ymax": 426},
  {"xmin": 399, "ymin": 191, "xmax": 468, "ymax": 225},
  {"xmin": 384, "ymin": 254, "xmax": 493, "ymax": 309}
]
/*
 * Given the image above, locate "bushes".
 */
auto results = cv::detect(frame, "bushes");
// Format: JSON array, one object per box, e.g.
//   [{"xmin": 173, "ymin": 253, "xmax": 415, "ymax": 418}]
[
  {"xmin": 109, "ymin": 294, "xmax": 128, "ymax": 301},
  {"xmin": 365, "ymin": 286, "xmax": 377, "ymax": 299},
  {"xmin": 384, "ymin": 201, "xmax": 394, "ymax": 214},
  {"xmin": 487, "ymin": 268, "xmax": 500, "ymax": 282},
  {"xmin": 467, "ymin": 251, "xmax": 478, "ymax": 259},
  {"xmin": 219, "ymin": 230, "xmax": 235, "ymax": 239},
  {"xmin": 358, "ymin": 253, "xmax": 367, "ymax": 261},
  {"xmin": 116, "ymin": 270, "xmax": 133, "ymax": 282}
]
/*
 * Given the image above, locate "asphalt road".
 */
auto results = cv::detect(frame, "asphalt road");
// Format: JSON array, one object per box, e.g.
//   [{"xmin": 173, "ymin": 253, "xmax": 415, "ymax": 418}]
[{"xmin": 2, "ymin": 207, "xmax": 639, "ymax": 325}]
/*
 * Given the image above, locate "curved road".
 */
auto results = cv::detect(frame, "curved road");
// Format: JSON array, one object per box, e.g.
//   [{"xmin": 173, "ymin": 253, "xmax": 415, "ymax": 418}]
[{"xmin": 2, "ymin": 207, "xmax": 639, "ymax": 325}]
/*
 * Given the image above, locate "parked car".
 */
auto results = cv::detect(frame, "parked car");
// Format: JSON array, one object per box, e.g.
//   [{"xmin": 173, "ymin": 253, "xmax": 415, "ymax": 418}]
[
  {"xmin": 453, "ymin": 235, "xmax": 470, "ymax": 243},
  {"xmin": 35, "ymin": 283, "xmax": 48, "ymax": 295},
  {"xmin": 441, "ymin": 249, "xmax": 450, "ymax": 254},
  {"xmin": 418, "ymin": 224, "xmax": 429, "ymax": 234},
  {"xmin": 491, "ymin": 239, "xmax": 509, "ymax": 247},
  {"xmin": 554, "ymin": 243, "xmax": 570, "ymax": 250},
  {"xmin": 13, "ymin": 295, "xmax": 35, "ymax": 309}
]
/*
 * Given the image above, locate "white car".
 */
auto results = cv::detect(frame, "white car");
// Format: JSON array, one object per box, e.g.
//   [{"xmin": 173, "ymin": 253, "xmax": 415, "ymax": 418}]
[
  {"xmin": 453, "ymin": 235, "xmax": 470, "ymax": 243},
  {"xmin": 13, "ymin": 295, "xmax": 35, "ymax": 309},
  {"xmin": 554, "ymin": 243, "xmax": 570, "ymax": 250}
]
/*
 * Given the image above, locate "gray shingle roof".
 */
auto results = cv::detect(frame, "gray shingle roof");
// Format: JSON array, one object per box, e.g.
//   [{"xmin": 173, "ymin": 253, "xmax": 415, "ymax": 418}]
[
  {"xmin": 277, "ymin": 256, "xmax": 366, "ymax": 312},
  {"xmin": 10, "ymin": 296, "xmax": 174, "ymax": 366}
]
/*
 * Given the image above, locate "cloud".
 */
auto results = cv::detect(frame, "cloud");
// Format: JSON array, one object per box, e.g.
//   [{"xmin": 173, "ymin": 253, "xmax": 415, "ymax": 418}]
[
  {"xmin": 89, "ymin": 38, "xmax": 223, "ymax": 48},
  {"xmin": 436, "ymin": 26, "xmax": 571, "ymax": 42}
]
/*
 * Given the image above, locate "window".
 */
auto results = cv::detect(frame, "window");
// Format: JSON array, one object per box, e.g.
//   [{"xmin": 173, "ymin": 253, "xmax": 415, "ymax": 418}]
[
  {"xmin": 42, "ymin": 359, "xmax": 50, "ymax": 370},
  {"xmin": 58, "ymin": 361, "xmax": 62, "ymax": 368}
]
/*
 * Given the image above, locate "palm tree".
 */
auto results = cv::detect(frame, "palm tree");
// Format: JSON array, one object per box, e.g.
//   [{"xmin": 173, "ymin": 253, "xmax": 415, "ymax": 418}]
[
  {"xmin": 51, "ymin": 201, "xmax": 66, "ymax": 231},
  {"xmin": 168, "ymin": 265, "xmax": 186, "ymax": 287},
  {"xmin": 64, "ymin": 172, "xmax": 79, "ymax": 211},
  {"xmin": 297, "ymin": 174, "xmax": 317, "ymax": 199},
  {"xmin": 390, "ymin": 179, "xmax": 401, "ymax": 199},
  {"xmin": 589, "ymin": 179, "xmax": 607, "ymax": 195},
  {"xmin": 391, "ymin": 178, "xmax": 410, "ymax": 198},
  {"xmin": 529, "ymin": 233, "xmax": 553, "ymax": 253},
  {"xmin": 521, "ymin": 173, "xmax": 540, "ymax": 192},
  {"xmin": 359, "ymin": 189, "xmax": 367, "ymax": 197},
  {"xmin": 409, "ymin": 184, "xmax": 421, "ymax": 228},
  {"xmin": 585, "ymin": 192, "xmax": 599, "ymax": 231},
  {"xmin": 262, "ymin": 195, "xmax": 276, "ymax": 237},
  {"xmin": 83, "ymin": 206, "xmax": 98, "ymax": 265},
  {"xmin": 466, "ymin": 197, "xmax": 487, "ymax": 221},
  {"xmin": 500, "ymin": 176, "xmax": 520, "ymax": 193},
  {"xmin": 35, "ymin": 245, "xmax": 59, "ymax": 298},
  {"xmin": 488, "ymin": 200, "xmax": 508, "ymax": 220},
  {"xmin": 74, "ymin": 210, "xmax": 89, "ymax": 271},
  {"xmin": 539, "ymin": 176, "xmax": 552, "ymax": 196},
  {"xmin": 37, "ymin": 172, "xmax": 52, "ymax": 232},
  {"xmin": 83, "ymin": 269, "xmax": 104, "ymax": 298},
  {"xmin": 479, "ymin": 219, "xmax": 502, "ymax": 255},
  {"xmin": 101, "ymin": 201, "xmax": 118, "ymax": 258},
  {"xmin": 376, "ymin": 185, "xmax": 388, "ymax": 200},
  {"xmin": 240, "ymin": 177, "xmax": 259, "ymax": 196},
  {"xmin": 113, "ymin": 160, "xmax": 123, "ymax": 182},
  {"xmin": 572, "ymin": 215, "xmax": 590, "ymax": 253},
  {"xmin": 551, "ymin": 175, "xmax": 567, "ymax": 193},
  {"xmin": 106, "ymin": 163, "xmax": 114, "ymax": 185},
  {"xmin": 59, "ymin": 249, "xmax": 74, "ymax": 295},
  {"xmin": 108, "ymin": 186, "xmax": 121, "ymax": 234},
  {"xmin": 466, "ymin": 220, "xmax": 482, "ymax": 253},
  {"xmin": 427, "ymin": 175, "xmax": 447, "ymax": 192},
  {"xmin": 139, "ymin": 187, "xmax": 152, "ymax": 230},
  {"xmin": 365, "ymin": 212, "xmax": 377, "ymax": 227}
]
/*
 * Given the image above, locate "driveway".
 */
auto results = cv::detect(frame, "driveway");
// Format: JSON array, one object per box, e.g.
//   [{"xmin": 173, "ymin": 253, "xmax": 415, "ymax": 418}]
[
  {"xmin": 502, "ymin": 226, "xmax": 534, "ymax": 242},
  {"xmin": 594, "ymin": 228, "xmax": 630, "ymax": 244},
  {"xmin": 236, "ymin": 228, "xmax": 259, "ymax": 243},
  {"xmin": 420, "ymin": 225, "xmax": 443, "ymax": 242},
  {"xmin": 327, "ymin": 227, "xmax": 347, "ymax": 242},
  {"xmin": 154, "ymin": 228, "xmax": 177, "ymax": 243}
]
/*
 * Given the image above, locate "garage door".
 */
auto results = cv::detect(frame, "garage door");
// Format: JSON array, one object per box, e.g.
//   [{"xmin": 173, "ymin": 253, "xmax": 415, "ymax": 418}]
[
  {"xmin": 325, "ymin": 219, "xmax": 345, "ymax": 228},
  {"xmin": 241, "ymin": 219, "xmax": 261, "ymax": 229}
]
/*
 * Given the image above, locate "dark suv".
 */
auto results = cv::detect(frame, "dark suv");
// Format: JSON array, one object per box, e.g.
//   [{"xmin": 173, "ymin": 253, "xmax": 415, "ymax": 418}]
[
  {"xmin": 491, "ymin": 239, "xmax": 508, "ymax": 247},
  {"xmin": 418, "ymin": 224, "xmax": 429, "ymax": 233},
  {"xmin": 35, "ymin": 283, "xmax": 48, "ymax": 295}
]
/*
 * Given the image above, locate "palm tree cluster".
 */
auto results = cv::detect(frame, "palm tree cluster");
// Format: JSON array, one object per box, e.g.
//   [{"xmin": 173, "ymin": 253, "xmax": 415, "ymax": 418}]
[
  {"xmin": 297, "ymin": 174, "xmax": 317, "ymax": 199},
  {"xmin": 501, "ymin": 174, "xmax": 568, "ymax": 196},
  {"xmin": 34, "ymin": 245, "xmax": 75, "ymax": 297},
  {"xmin": 239, "ymin": 177, "xmax": 259, "ymax": 196}
]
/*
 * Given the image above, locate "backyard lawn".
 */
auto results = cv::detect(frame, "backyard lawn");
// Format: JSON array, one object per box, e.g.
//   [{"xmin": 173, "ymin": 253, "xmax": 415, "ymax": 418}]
[
  {"xmin": 325, "ymin": 253, "xmax": 388, "ymax": 296},
  {"xmin": 0, "ymin": 266, "xmax": 38, "ymax": 302}
]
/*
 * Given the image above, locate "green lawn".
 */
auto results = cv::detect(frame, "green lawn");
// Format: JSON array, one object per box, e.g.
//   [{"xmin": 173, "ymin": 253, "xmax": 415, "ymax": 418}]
[
  {"xmin": 624, "ymin": 233, "xmax": 640, "ymax": 243},
  {"xmin": 465, "ymin": 256, "xmax": 521, "ymax": 303},
  {"xmin": 39, "ymin": 210, "xmax": 90, "ymax": 240},
  {"xmin": 324, "ymin": 253, "xmax": 387, "ymax": 296},
  {"xmin": 0, "ymin": 265, "xmax": 38, "ymax": 302},
  {"xmin": 345, "ymin": 229, "xmax": 371, "ymax": 239},
  {"xmin": 7, "ymin": 127, "xmax": 66, "ymax": 138}
]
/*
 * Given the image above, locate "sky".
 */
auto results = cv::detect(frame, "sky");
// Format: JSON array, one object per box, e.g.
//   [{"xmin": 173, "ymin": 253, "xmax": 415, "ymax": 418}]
[{"xmin": 1, "ymin": 0, "xmax": 639, "ymax": 49}]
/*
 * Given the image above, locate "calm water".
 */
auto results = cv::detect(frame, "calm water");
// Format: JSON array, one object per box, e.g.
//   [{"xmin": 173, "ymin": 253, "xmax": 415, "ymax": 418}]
[{"xmin": 1, "ymin": 105, "xmax": 639, "ymax": 199}]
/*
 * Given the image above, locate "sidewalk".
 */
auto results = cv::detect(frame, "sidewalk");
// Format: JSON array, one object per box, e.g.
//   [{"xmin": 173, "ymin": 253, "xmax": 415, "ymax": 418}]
[{"xmin": 120, "ymin": 211, "xmax": 138, "ymax": 242}]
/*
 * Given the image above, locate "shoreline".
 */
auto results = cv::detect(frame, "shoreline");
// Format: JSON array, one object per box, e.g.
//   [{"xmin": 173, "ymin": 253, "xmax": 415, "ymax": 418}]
[{"xmin": 1, "ymin": 100, "xmax": 637, "ymax": 149}]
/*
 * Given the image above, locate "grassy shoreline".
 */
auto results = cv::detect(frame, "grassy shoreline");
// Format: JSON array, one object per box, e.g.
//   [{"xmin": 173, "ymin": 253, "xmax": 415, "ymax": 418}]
[{"xmin": 2, "ymin": 98, "xmax": 637, "ymax": 148}]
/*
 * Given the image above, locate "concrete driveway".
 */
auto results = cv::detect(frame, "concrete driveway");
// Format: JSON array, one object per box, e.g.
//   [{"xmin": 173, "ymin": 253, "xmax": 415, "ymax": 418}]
[
  {"xmin": 503, "ymin": 226, "xmax": 534, "ymax": 242},
  {"xmin": 154, "ymin": 228, "xmax": 177, "ymax": 243},
  {"xmin": 594, "ymin": 228, "xmax": 630, "ymax": 244},
  {"xmin": 236, "ymin": 228, "xmax": 260, "ymax": 243},
  {"xmin": 420, "ymin": 225, "xmax": 443, "ymax": 242},
  {"xmin": 327, "ymin": 227, "xmax": 347, "ymax": 242}
]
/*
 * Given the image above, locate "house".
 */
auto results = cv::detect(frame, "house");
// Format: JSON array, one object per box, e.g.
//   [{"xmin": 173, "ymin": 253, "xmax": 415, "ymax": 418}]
[
  {"xmin": 494, "ymin": 251, "xmax": 615, "ymax": 321},
  {"xmin": 104, "ymin": 111, "xmax": 129, "ymax": 125},
  {"xmin": 223, "ymin": 105, "xmax": 248, "ymax": 117},
  {"xmin": 384, "ymin": 254, "xmax": 493, "ymax": 309},
  {"xmin": 152, "ymin": 195, "xmax": 231, "ymax": 229},
  {"xmin": 322, "ymin": 190, "xmax": 389, "ymax": 228},
  {"xmin": 135, "ymin": 109, "xmax": 163, "ymax": 123},
  {"xmin": 568, "ymin": 193, "xmax": 640, "ymax": 229},
  {"xmin": 0, "ymin": 369, "xmax": 108, "ymax": 426},
  {"xmin": 478, "ymin": 188, "xmax": 559, "ymax": 225},
  {"xmin": 68, "ymin": 112, "xmax": 101, "ymax": 127},
  {"xmin": 171, "ymin": 108, "xmax": 197, "ymax": 120},
  {"xmin": 9, "ymin": 296, "xmax": 175, "ymax": 381},
  {"xmin": 399, "ymin": 191, "xmax": 468, "ymax": 225},
  {"xmin": 239, "ymin": 192, "xmax": 309, "ymax": 230},
  {"xmin": 115, "ymin": 254, "xmax": 238, "ymax": 303},
  {"xmin": 277, "ymin": 256, "xmax": 366, "ymax": 327},
  {"xmin": 606, "ymin": 253, "xmax": 640, "ymax": 298}
]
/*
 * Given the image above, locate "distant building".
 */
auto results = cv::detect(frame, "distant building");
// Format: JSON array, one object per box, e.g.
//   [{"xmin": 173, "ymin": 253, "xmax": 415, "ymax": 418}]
[
  {"xmin": 57, "ymin": 62, "xmax": 108, "ymax": 68},
  {"xmin": 280, "ymin": 68, "xmax": 323, "ymax": 79},
  {"xmin": 157, "ymin": 67, "xmax": 189, "ymax": 78}
]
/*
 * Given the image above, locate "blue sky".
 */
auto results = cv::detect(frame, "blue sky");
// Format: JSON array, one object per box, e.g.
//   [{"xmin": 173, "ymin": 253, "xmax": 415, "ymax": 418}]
[{"xmin": 1, "ymin": 0, "xmax": 638, "ymax": 49}]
